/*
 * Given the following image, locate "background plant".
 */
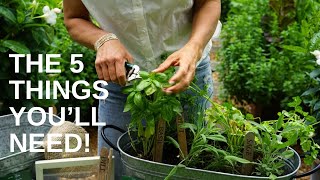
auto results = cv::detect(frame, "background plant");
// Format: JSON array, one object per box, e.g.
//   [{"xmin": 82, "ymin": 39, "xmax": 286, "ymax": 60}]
[
  {"xmin": 0, "ymin": 0, "xmax": 60, "ymax": 115},
  {"xmin": 217, "ymin": 0, "xmax": 320, "ymax": 119},
  {"xmin": 302, "ymin": 51, "xmax": 320, "ymax": 144},
  {"xmin": 0, "ymin": 0, "xmax": 98, "ymax": 121},
  {"xmin": 220, "ymin": 0, "xmax": 231, "ymax": 22}
]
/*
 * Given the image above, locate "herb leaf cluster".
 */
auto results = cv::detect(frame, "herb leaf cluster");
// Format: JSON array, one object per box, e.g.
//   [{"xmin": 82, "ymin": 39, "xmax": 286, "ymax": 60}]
[{"xmin": 122, "ymin": 68, "xmax": 182, "ymax": 157}]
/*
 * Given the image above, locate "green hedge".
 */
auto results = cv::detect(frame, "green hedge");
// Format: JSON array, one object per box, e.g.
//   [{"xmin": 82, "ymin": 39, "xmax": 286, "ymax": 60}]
[{"xmin": 217, "ymin": 0, "xmax": 320, "ymax": 118}]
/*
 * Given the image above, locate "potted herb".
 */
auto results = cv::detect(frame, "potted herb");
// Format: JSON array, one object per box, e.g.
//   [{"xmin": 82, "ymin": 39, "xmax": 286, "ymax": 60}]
[
  {"xmin": 121, "ymin": 67, "xmax": 182, "ymax": 159},
  {"xmin": 104, "ymin": 70, "xmax": 320, "ymax": 179}
]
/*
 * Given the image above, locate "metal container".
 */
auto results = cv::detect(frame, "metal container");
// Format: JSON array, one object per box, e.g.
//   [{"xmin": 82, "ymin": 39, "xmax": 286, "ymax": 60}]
[
  {"xmin": 0, "ymin": 112, "xmax": 56, "ymax": 177},
  {"xmin": 117, "ymin": 132, "xmax": 301, "ymax": 180}
]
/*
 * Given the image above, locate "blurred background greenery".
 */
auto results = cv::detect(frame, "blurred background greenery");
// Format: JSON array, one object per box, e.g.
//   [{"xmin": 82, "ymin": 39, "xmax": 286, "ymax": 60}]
[{"xmin": 0, "ymin": 0, "xmax": 320, "ymax": 130}]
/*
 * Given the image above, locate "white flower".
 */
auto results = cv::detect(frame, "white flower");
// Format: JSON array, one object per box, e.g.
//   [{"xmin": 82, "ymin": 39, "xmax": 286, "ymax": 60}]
[
  {"xmin": 32, "ymin": 0, "xmax": 37, "ymax": 6},
  {"xmin": 42, "ymin": 6, "xmax": 58, "ymax": 25},
  {"xmin": 311, "ymin": 50, "xmax": 320, "ymax": 60},
  {"xmin": 42, "ymin": 6, "xmax": 50, "ymax": 14},
  {"xmin": 52, "ymin": 8, "xmax": 62, "ymax": 14},
  {"xmin": 317, "ymin": 59, "xmax": 320, "ymax": 66}
]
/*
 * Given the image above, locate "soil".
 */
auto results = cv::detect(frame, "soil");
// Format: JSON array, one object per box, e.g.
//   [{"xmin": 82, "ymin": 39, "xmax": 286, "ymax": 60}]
[{"xmin": 123, "ymin": 139, "xmax": 181, "ymax": 165}]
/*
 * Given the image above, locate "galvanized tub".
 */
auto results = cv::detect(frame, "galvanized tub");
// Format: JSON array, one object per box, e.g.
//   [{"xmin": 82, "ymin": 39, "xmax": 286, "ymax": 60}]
[
  {"xmin": 0, "ymin": 112, "xmax": 57, "ymax": 177},
  {"xmin": 117, "ymin": 132, "xmax": 301, "ymax": 180}
]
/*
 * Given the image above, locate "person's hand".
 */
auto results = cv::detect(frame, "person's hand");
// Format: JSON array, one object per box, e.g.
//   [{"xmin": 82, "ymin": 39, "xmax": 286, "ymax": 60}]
[
  {"xmin": 153, "ymin": 43, "xmax": 202, "ymax": 94},
  {"xmin": 95, "ymin": 39, "xmax": 133, "ymax": 86}
]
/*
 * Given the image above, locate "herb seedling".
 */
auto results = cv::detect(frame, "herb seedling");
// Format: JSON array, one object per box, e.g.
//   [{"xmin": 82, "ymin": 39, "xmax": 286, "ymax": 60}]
[{"xmin": 122, "ymin": 68, "xmax": 182, "ymax": 158}]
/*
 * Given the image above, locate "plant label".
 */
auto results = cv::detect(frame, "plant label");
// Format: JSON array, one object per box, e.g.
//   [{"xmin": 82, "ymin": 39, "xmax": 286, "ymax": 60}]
[
  {"xmin": 176, "ymin": 115, "xmax": 188, "ymax": 158},
  {"xmin": 153, "ymin": 119, "xmax": 166, "ymax": 162},
  {"xmin": 241, "ymin": 131, "xmax": 255, "ymax": 175},
  {"xmin": 99, "ymin": 147, "xmax": 109, "ymax": 180}
]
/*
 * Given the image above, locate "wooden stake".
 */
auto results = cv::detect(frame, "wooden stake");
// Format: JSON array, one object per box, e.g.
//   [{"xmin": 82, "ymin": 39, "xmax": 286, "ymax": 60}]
[
  {"xmin": 99, "ymin": 147, "xmax": 109, "ymax": 180},
  {"xmin": 107, "ymin": 148, "xmax": 114, "ymax": 180},
  {"xmin": 153, "ymin": 119, "xmax": 166, "ymax": 162},
  {"xmin": 176, "ymin": 115, "xmax": 188, "ymax": 159},
  {"xmin": 241, "ymin": 132, "xmax": 255, "ymax": 175}
]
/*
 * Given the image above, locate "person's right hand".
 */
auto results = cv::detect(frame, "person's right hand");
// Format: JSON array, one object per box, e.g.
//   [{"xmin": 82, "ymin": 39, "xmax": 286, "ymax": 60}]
[{"xmin": 95, "ymin": 39, "xmax": 133, "ymax": 86}]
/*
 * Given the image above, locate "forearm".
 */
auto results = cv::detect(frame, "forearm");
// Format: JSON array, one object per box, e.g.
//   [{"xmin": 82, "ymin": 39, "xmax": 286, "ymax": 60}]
[
  {"xmin": 63, "ymin": 0, "xmax": 108, "ymax": 50},
  {"xmin": 64, "ymin": 18, "xmax": 107, "ymax": 49},
  {"xmin": 189, "ymin": 0, "xmax": 221, "ymax": 56}
]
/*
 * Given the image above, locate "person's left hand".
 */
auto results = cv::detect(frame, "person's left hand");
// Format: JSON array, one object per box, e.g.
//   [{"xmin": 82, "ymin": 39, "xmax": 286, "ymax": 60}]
[{"xmin": 153, "ymin": 43, "xmax": 202, "ymax": 94}]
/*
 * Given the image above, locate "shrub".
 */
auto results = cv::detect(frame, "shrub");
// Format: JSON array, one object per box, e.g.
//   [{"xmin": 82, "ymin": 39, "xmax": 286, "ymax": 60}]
[
  {"xmin": 217, "ymin": 0, "xmax": 320, "ymax": 118},
  {"xmin": 0, "ymin": 0, "xmax": 59, "ymax": 115}
]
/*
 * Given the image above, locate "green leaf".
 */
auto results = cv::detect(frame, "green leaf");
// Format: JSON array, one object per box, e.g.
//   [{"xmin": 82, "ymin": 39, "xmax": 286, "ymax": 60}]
[
  {"xmin": 167, "ymin": 136, "xmax": 181, "ymax": 149},
  {"xmin": 275, "ymin": 114, "xmax": 284, "ymax": 130},
  {"xmin": 136, "ymin": 80, "xmax": 151, "ymax": 91},
  {"xmin": 153, "ymin": 80, "xmax": 162, "ymax": 88},
  {"xmin": 224, "ymin": 155, "xmax": 251, "ymax": 164},
  {"xmin": 301, "ymin": 139, "xmax": 312, "ymax": 152},
  {"xmin": 310, "ymin": 32, "xmax": 320, "ymax": 50},
  {"xmin": 206, "ymin": 134, "xmax": 227, "ymax": 143},
  {"xmin": 123, "ymin": 103, "xmax": 132, "ymax": 112},
  {"xmin": 314, "ymin": 101, "xmax": 320, "ymax": 111},
  {"xmin": 16, "ymin": 9, "xmax": 25, "ymax": 23},
  {"xmin": 155, "ymin": 73, "xmax": 168, "ymax": 82},
  {"xmin": 172, "ymin": 105, "xmax": 182, "ymax": 114},
  {"xmin": 180, "ymin": 123, "xmax": 197, "ymax": 136},
  {"xmin": 165, "ymin": 164, "xmax": 186, "ymax": 180},
  {"xmin": 133, "ymin": 92, "xmax": 144, "ymax": 109},
  {"xmin": 0, "ymin": 45, "xmax": 8, "ymax": 53},
  {"xmin": 122, "ymin": 86, "xmax": 135, "ymax": 94},
  {"xmin": 269, "ymin": 174, "xmax": 277, "ymax": 180},
  {"xmin": 200, "ymin": 134, "xmax": 207, "ymax": 143},
  {"xmin": 138, "ymin": 122, "xmax": 144, "ymax": 137},
  {"xmin": 145, "ymin": 125, "xmax": 153, "ymax": 139},
  {"xmin": 287, "ymin": 97, "xmax": 301, "ymax": 108},
  {"xmin": 145, "ymin": 84, "xmax": 157, "ymax": 96},
  {"xmin": 32, "ymin": 28, "xmax": 49, "ymax": 46},
  {"xmin": 281, "ymin": 150, "xmax": 294, "ymax": 159},
  {"xmin": 2, "ymin": 40, "xmax": 30, "ymax": 54},
  {"xmin": 281, "ymin": 45, "xmax": 307, "ymax": 53},
  {"xmin": 310, "ymin": 69, "xmax": 320, "ymax": 78},
  {"xmin": 139, "ymin": 71, "xmax": 149, "ymax": 79},
  {"xmin": 0, "ymin": 6, "xmax": 17, "ymax": 24},
  {"xmin": 302, "ymin": 87, "xmax": 319, "ymax": 96}
]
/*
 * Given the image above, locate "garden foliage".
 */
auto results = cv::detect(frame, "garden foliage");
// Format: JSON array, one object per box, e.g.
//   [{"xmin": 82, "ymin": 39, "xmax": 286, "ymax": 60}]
[
  {"xmin": 0, "ymin": 0, "xmax": 97, "ymax": 120},
  {"xmin": 0, "ymin": 0, "xmax": 58, "ymax": 114},
  {"xmin": 167, "ymin": 95, "xmax": 319, "ymax": 179},
  {"xmin": 218, "ymin": 0, "xmax": 320, "ymax": 115}
]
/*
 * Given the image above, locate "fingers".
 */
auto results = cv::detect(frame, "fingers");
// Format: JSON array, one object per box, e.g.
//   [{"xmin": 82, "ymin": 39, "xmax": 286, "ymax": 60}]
[
  {"xmin": 164, "ymin": 63, "xmax": 195, "ymax": 94},
  {"xmin": 94, "ymin": 40, "xmax": 132, "ymax": 86},
  {"xmin": 95, "ymin": 62, "xmax": 103, "ymax": 80},
  {"xmin": 101, "ymin": 64, "xmax": 110, "ymax": 81},
  {"xmin": 153, "ymin": 54, "xmax": 177, "ymax": 73},
  {"xmin": 115, "ymin": 61, "xmax": 126, "ymax": 86},
  {"xmin": 107, "ymin": 62, "xmax": 117, "ymax": 83},
  {"xmin": 126, "ymin": 54, "xmax": 134, "ymax": 64}
]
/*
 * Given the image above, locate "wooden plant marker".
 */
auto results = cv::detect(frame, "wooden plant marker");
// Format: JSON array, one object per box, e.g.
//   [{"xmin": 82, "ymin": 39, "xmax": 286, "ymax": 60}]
[
  {"xmin": 241, "ymin": 131, "xmax": 255, "ymax": 175},
  {"xmin": 153, "ymin": 119, "xmax": 166, "ymax": 162},
  {"xmin": 107, "ymin": 148, "xmax": 114, "ymax": 180},
  {"xmin": 99, "ymin": 147, "xmax": 109, "ymax": 180},
  {"xmin": 176, "ymin": 115, "xmax": 188, "ymax": 159}
]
